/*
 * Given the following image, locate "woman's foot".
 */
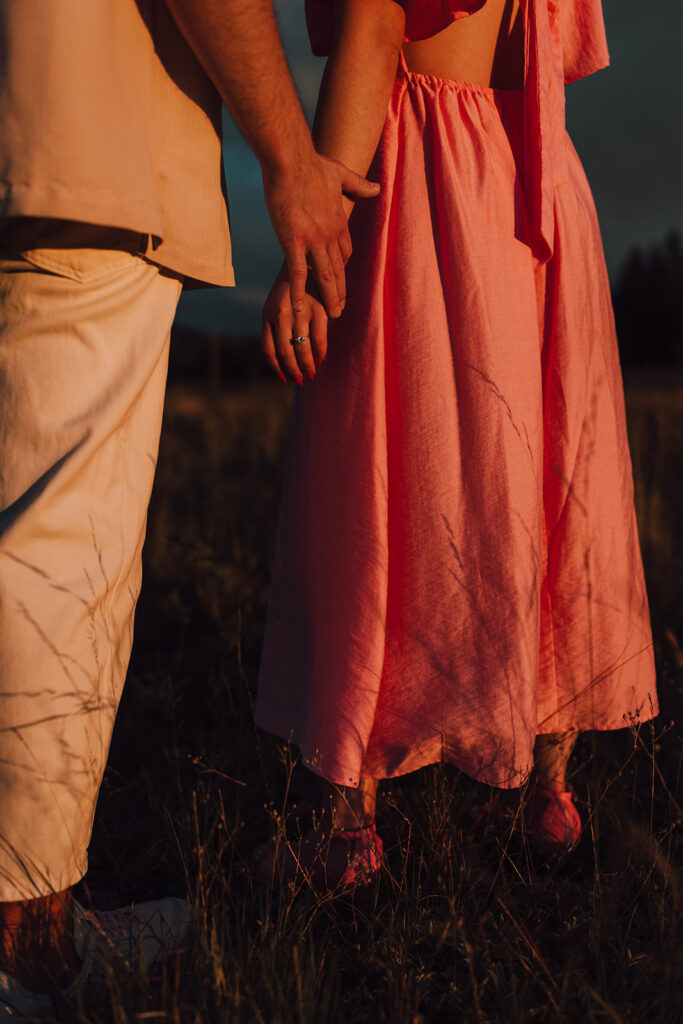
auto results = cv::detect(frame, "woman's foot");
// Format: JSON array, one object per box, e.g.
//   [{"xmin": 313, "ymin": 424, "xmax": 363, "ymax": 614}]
[
  {"xmin": 253, "ymin": 776, "xmax": 382, "ymax": 891},
  {"xmin": 527, "ymin": 731, "xmax": 581, "ymax": 854},
  {"xmin": 253, "ymin": 822, "xmax": 384, "ymax": 891},
  {"xmin": 524, "ymin": 785, "xmax": 582, "ymax": 854}
]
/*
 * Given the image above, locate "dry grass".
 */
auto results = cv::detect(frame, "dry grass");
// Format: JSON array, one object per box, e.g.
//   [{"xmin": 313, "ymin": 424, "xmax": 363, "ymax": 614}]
[{"xmin": 68, "ymin": 364, "xmax": 682, "ymax": 1023}]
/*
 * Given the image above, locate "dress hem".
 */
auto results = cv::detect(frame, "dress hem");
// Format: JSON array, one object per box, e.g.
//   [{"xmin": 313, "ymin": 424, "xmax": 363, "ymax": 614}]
[{"xmin": 256, "ymin": 702, "xmax": 659, "ymax": 792}]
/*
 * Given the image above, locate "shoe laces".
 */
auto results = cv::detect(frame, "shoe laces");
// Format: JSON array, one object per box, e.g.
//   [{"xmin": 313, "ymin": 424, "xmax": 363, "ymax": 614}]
[{"xmin": 93, "ymin": 906, "xmax": 136, "ymax": 932}]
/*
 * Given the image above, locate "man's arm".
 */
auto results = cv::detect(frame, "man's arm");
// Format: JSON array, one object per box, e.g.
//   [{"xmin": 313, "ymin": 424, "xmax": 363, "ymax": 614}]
[{"xmin": 164, "ymin": 0, "xmax": 380, "ymax": 317}]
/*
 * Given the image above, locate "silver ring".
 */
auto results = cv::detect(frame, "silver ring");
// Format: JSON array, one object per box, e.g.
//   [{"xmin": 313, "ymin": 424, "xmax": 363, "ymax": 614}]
[{"xmin": 290, "ymin": 335, "xmax": 309, "ymax": 346}]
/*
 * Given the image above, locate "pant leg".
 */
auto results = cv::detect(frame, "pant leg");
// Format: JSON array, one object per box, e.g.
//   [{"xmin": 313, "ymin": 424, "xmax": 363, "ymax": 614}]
[{"xmin": 0, "ymin": 224, "xmax": 182, "ymax": 899}]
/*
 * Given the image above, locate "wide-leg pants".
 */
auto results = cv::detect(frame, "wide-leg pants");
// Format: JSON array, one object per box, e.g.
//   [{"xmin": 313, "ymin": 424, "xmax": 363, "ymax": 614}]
[{"xmin": 0, "ymin": 220, "xmax": 181, "ymax": 900}]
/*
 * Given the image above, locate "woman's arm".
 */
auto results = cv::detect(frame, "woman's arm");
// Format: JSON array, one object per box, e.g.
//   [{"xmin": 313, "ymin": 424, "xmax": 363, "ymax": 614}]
[
  {"xmin": 262, "ymin": 0, "xmax": 406, "ymax": 383},
  {"xmin": 314, "ymin": 0, "xmax": 406, "ymax": 217}
]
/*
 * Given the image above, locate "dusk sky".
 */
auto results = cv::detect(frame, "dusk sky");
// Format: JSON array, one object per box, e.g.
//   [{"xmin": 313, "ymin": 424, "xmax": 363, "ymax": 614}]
[{"xmin": 176, "ymin": 0, "xmax": 682, "ymax": 335}]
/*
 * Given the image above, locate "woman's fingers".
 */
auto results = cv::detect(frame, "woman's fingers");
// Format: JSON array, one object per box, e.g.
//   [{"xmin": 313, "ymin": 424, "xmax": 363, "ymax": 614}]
[
  {"xmin": 292, "ymin": 336, "xmax": 316, "ymax": 381},
  {"xmin": 291, "ymin": 307, "xmax": 316, "ymax": 380},
  {"xmin": 274, "ymin": 316, "xmax": 304, "ymax": 386},
  {"xmin": 261, "ymin": 319, "xmax": 287, "ymax": 382},
  {"xmin": 262, "ymin": 271, "xmax": 328, "ymax": 384},
  {"xmin": 309, "ymin": 302, "xmax": 328, "ymax": 368}
]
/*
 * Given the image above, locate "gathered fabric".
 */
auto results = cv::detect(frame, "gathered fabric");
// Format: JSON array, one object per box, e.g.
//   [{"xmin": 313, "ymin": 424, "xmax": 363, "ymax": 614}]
[{"xmin": 255, "ymin": 1, "xmax": 657, "ymax": 788}]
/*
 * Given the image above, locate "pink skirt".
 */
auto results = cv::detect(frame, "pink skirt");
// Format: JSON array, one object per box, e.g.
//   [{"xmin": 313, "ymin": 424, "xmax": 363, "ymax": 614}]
[{"xmin": 255, "ymin": 68, "xmax": 657, "ymax": 789}]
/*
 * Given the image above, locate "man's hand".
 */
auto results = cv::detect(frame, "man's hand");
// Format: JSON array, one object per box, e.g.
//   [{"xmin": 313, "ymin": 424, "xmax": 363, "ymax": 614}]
[{"xmin": 263, "ymin": 154, "xmax": 379, "ymax": 319}]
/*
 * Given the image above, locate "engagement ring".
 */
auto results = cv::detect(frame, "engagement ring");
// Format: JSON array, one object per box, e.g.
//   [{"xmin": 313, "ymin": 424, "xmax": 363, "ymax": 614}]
[{"xmin": 291, "ymin": 335, "xmax": 309, "ymax": 346}]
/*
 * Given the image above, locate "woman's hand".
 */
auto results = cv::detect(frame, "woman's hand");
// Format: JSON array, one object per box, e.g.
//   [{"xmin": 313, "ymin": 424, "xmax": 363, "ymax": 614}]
[{"xmin": 262, "ymin": 264, "xmax": 329, "ymax": 385}]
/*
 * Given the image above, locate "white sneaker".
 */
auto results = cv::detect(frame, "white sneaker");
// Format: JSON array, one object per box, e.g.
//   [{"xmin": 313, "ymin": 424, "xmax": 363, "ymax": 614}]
[
  {"xmin": 0, "ymin": 896, "xmax": 191, "ymax": 1020},
  {"xmin": 74, "ymin": 896, "xmax": 191, "ymax": 979}
]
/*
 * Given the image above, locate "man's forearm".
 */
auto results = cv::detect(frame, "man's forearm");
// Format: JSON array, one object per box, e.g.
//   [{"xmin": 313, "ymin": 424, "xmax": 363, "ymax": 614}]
[{"xmin": 164, "ymin": 0, "xmax": 311, "ymax": 173}]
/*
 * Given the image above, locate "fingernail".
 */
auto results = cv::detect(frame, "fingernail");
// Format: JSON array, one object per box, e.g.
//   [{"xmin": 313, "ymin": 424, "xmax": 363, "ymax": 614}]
[
  {"xmin": 277, "ymin": 370, "xmax": 287, "ymax": 383},
  {"xmin": 315, "ymin": 356, "xmax": 324, "ymax": 368},
  {"xmin": 306, "ymin": 370, "xmax": 315, "ymax": 381},
  {"xmin": 296, "ymin": 375, "xmax": 304, "ymax": 387},
  {"xmin": 333, "ymin": 305, "xmax": 342, "ymax": 317}
]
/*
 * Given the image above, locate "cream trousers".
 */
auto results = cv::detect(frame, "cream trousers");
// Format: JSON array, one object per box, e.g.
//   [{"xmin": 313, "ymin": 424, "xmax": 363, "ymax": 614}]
[{"xmin": 0, "ymin": 221, "xmax": 182, "ymax": 900}]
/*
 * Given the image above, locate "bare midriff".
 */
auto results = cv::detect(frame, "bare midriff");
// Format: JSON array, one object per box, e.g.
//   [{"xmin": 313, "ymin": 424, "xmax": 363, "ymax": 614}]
[{"xmin": 402, "ymin": 0, "xmax": 524, "ymax": 90}]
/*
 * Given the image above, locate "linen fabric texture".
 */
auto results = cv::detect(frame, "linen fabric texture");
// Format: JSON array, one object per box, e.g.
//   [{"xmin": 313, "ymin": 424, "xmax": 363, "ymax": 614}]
[
  {"xmin": 0, "ymin": 224, "xmax": 181, "ymax": 899},
  {"xmin": 256, "ymin": 0, "xmax": 657, "ymax": 789},
  {"xmin": 0, "ymin": 0, "xmax": 232, "ymax": 288}
]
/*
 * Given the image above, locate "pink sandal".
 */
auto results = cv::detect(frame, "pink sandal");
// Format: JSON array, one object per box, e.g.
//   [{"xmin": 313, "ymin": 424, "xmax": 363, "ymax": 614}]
[
  {"xmin": 525, "ymin": 785, "xmax": 582, "ymax": 855},
  {"xmin": 334, "ymin": 823, "xmax": 384, "ymax": 889}
]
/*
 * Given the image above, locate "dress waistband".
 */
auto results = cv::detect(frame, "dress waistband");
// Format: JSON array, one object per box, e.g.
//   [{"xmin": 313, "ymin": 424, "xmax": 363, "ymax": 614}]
[{"xmin": 398, "ymin": 0, "xmax": 568, "ymax": 265}]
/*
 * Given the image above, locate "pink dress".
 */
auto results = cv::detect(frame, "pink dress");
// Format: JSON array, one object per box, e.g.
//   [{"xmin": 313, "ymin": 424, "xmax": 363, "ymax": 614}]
[{"xmin": 255, "ymin": 0, "xmax": 658, "ymax": 789}]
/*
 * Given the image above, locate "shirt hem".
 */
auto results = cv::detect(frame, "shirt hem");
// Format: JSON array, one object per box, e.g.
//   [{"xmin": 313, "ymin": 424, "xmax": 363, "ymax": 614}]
[
  {"xmin": 0, "ymin": 182, "xmax": 164, "ymax": 239},
  {"xmin": 0, "ymin": 185, "xmax": 235, "ymax": 289},
  {"xmin": 143, "ymin": 236, "xmax": 235, "ymax": 289}
]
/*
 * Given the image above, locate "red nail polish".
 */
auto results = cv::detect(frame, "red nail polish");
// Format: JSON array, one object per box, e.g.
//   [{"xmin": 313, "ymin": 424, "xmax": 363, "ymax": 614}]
[
  {"xmin": 296, "ymin": 375, "xmax": 304, "ymax": 387},
  {"xmin": 277, "ymin": 370, "xmax": 287, "ymax": 383},
  {"xmin": 306, "ymin": 369, "xmax": 315, "ymax": 381},
  {"xmin": 315, "ymin": 356, "xmax": 324, "ymax": 368}
]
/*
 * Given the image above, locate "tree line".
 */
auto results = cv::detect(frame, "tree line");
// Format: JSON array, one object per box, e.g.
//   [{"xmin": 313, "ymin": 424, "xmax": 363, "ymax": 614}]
[{"xmin": 613, "ymin": 231, "xmax": 683, "ymax": 367}]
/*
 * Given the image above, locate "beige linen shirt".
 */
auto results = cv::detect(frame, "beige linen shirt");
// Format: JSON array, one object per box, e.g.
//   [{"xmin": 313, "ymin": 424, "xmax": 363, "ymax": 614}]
[{"xmin": 0, "ymin": 0, "xmax": 234, "ymax": 287}]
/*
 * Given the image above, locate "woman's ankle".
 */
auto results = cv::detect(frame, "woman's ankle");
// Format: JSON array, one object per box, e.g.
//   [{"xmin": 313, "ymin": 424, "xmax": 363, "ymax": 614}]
[
  {"xmin": 533, "ymin": 731, "xmax": 578, "ymax": 792},
  {"xmin": 321, "ymin": 777, "xmax": 379, "ymax": 831}
]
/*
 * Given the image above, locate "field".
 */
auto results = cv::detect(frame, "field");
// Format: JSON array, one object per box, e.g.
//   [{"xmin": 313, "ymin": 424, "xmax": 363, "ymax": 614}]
[{"xmin": 73, "ymin": 354, "xmax": 682, "ymax": 1023}]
